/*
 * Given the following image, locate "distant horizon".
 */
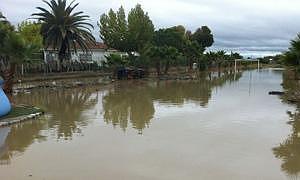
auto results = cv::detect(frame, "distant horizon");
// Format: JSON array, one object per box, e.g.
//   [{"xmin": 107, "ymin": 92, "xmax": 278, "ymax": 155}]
[{"xmin": 2, "ymin": 0, "xmax": 299, "ymax": 57}]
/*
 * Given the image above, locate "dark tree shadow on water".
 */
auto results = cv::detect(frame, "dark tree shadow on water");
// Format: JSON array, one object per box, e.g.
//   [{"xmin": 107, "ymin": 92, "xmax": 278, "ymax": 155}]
[
  {"xmin": 0, "ymin": 120, "xmax": 46, "ymax": 164},
  {"xmin": 14, "ymin": 87, "xmax": 98, "ymax": 140},
  {"xmin": 102, "ymin": 71, "xmax": 242, "ymax": 134},
  {"xmin": 0, "ymin": 87, "xmax": 99, "ymax": 164},
  {"xmin": 273, "ymin": 70, "xmax": 300, "ymax": 179},
  {"xmin": 273, "ymin": 110, "xmax": 300, "ymax": 179}
]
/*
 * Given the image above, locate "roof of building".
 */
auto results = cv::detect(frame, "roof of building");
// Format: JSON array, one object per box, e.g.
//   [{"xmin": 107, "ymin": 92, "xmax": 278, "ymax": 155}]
[
  {"xmin": 85, "ymin": 42, "xmax": 108, "ymax": 50},
  {"xmin": 44, "ymin": 42, "xmax": 112, "ymax": 51}
]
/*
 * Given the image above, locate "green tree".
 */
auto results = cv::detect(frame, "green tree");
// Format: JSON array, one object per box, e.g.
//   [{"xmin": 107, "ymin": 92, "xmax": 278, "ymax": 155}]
[
  {"xmin": 32, "ymin": 0, "xmax": 95, "ymax": 71},
  {"xmin": 99, "ymin": 7, "xmax": 128, "ymax": 53},
  {"xmin": 0, "ymin": 21, "xmax": 27, "ymax": 94},
  {"xmin": 230, "ymin": 52, "xmax": 243, "ymax": 60},
  {"xmin": 283, "ymin": 34, "xmax": 300, "ymax": 67},
  {"xmin": 17, "ymin": 21, "xmax": 43, "ymax": 64},
  {"xmin": 104, "ymin": 53, "xmax": 128, "ymax": 69},
  {"xmin": 18, "ymin": 21, "xmax": 42, "ymax": 48},
  {"xmin": 127, "ymin": 4, "xmax": 154, "ymax": 53},
  {"xmin": 154, "ymin": 27, "xmax": 185, "ymax": 50},
  {"xmin": 182, "ymin": 26, "xmax": 214, "ymax": 70},
  {"xmin": 99, "ymin": 4, "xmax": 154, "ymax": 55},
  {"xmin": 192, "ymin": 26, "xmax": 214, "ymax": 49},
  {"xmin": 144, "ymin": 27, "xmax": 184, "ymax": 75},
  {"xmin": 184, "ymin": 40, "xmax": 204, "ymax": 70},
  {"xmin": 145, "ymin": 45, "xmax": 179, "ymax": 76}
]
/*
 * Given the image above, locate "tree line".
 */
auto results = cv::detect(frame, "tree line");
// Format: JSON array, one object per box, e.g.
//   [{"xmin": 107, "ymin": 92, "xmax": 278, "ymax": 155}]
[
  {"xmin": 1, "ymin": 0, "xmax": 244, "ymax": 94},
  {"xmin": 99, "ymin": 4, "xmax": 246, "ymax": 75},
  {"xmin": 282, "ymin": 34, "xmax": 300, "ymax": 70}
]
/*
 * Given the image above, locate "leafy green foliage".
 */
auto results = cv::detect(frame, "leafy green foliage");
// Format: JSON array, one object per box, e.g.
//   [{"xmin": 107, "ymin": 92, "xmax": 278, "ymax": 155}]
[
  {"xmin": 99, "ymin": 7, "xmax": 129, "ymax": 53},
  {"xmin": 104, "ymin": 53, "xmax": 128, "ymax": 69},
  {"xmin": 153, "ymin": 27, "xmax": 185, "ymax": 50},
  {"xmin": 0, "ymin": 20, "xmax": 29, "ymax": 65},
  {"xmin": 18, "ymin": 21, "xmax": 43, "ymax": 48},
  {"xmin": 99, "ymin": 4, "xmax": 154, "ymax": 54},
  {"xmin": 283, "ymin": 34, "xmax": 300, "ymax": 66},
  {"xmin": 192, "ymin": 26, "xmax": 214, "ymax": 49},
  {"xmin": 17, "ymin": 21, "xmax": 43, "ymax": 63},
  {"xmin": 204, "ymin": 50, "xmax": 243, "ymax": 68},
  {"xmin": 143, "ymin": 26, "xmax": 187, "ymax": 75},
  {"xmin": 0, "ymin": 17, "xmax": 38, "ymax": 93},
  {"xmin": 179, "ymin": 26, "xmax": 214, "ymax": 70},
  {"xmin": 183, "ymin": 40, "xmax": 204, "ymax": 68},
  {"xmin": 127, "ymin": 4, "xmax": 154, "ymax": 53},
  {"xmin": 32, "ymin": 0, "xmax": 95, "ymax": 63},
  {"xmin": 230, "ymin": 52, "xmax": 243, "ymax": 60}
]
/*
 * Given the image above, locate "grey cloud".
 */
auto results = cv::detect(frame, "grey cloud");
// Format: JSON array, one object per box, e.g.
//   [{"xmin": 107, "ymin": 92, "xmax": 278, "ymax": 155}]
[{"xmin": 1, "ymin": 0, "xmax": 300, "ymax": 57}]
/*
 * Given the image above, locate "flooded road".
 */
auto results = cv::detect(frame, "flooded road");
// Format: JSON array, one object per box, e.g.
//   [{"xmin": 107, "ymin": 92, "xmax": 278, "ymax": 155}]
[{"xmin": 0, "ymin": 69, "xmax": 297, "ymax": 180}]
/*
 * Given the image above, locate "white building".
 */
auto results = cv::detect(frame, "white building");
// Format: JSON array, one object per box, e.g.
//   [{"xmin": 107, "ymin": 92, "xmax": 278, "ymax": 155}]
[{"xmin": 43, "ymin": 42, "xmax": 118, "ymax": 65}]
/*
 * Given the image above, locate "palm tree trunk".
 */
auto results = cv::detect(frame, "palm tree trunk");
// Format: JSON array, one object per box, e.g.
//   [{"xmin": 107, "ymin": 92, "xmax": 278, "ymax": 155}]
[
  {"xmin": 58, "ymin": 43, "xmax": 67, "ymax": 72},
  {"xmin": 3, "ymin": 62, "xmax": 16, "ymax": 94}
]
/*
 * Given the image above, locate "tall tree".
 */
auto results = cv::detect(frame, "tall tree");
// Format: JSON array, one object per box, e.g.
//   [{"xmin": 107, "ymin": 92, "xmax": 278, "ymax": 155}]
[
  {"xmin": 18, "ymin": 21, "xmax": 43, "ymax": 64},
  {"xmin": 145, "ymin": 45, "xmax": 178, "ymax": 76},
  {"xmin": 284, "ymin": 34, "xmax": 300, "ymax": 66},
  {"xmin": 116, "ymin": 6, "xmax": 128, "ymax": 51},
  {"xmin": 99, "ymin": 4, "xmax": 154, "ymax": 55},
  {"xmin": 192, "ymin": 26, "xmax": 214, "ymax": 49},
  {"xmin": 182, "ymin": 26, "xmax": 214, "ymax": 70},
  {"xmin": 18, "ymin": 21, "xmax": 43, "ymax": 48},
  {"xmin": 32, "ymin": 0, "xmax": 95, "ymax": 70},
  {"xmin": 184, "ymin": 40, "xmax": 204, "ymax": 70},
  {"xmin": 127, "ymin": 4, "xmax": 154, "ymax": 53},
  {"xmin": 99, "ymin": 7, "xmax": 128, "ymax": 53},
  {"xmin": 0, "ymin": 21, "xmax": 27, "ymax": 94},
  {"xmin": 145, "ymin": 27, "xmax": 183, "ymax": 75}
]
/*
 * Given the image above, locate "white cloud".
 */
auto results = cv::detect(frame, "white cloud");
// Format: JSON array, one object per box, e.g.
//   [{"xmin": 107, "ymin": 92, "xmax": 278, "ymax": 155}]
[{"xmin": 1, "ymin": 0, "xmax": 300, "ymax": 57}]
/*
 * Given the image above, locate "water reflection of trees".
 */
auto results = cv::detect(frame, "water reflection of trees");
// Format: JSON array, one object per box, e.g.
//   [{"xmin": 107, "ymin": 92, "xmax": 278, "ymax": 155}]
[
  {"xmin": 0, "ymin": 71, "xmax": 242, "ymax": 164},
  {"xmin": 15, "ymin": 88, "xmax": 98, "ymax": 139},
  {"xmin": 103, "ymin": 71, "xmax": 242, "ymax": 133},
  {"xmin": 103, "ymin": 84, "xmax": 155, "ymax": 134},
  {"xmin": 0, "ymin": 87, "xmax": 98, "ymax": 164},
  {"xmin": 273, "ymin": 110, "xmax": 300, "ymax": 177},
  {"xmin": 273, "ymin": 71, "xmax": 300, "ymax": 178},
  {"xmin": 0, "ymin": 120, "xmax": 46, "ymax": 164},
  {"xmin": 0, "ymin": 88, "xmax": 98, "ymax": 163}
]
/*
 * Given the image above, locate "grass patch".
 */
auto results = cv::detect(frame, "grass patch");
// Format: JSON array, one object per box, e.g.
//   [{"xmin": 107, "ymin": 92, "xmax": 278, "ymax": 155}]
[{"xmin": 0, "ymin": 105, "xmax": 43, "ymax": 120}]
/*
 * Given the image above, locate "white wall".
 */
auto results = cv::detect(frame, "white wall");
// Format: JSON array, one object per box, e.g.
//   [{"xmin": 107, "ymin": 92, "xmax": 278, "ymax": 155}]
[{"xmin": 44, "ymin": 49, "xmax": 118, "ymax": 65}]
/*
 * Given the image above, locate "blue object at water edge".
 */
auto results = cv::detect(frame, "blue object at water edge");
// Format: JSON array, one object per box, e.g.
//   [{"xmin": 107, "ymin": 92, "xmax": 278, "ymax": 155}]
[{"xmin": 0, "ymin": 79, "xmax": 11, "ymax": 118}]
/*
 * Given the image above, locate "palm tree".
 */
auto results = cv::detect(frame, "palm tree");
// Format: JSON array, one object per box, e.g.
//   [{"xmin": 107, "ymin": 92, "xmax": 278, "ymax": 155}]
[{"xmin": 32, "ymin": 0, "xmax": 95, "ymax": 70}]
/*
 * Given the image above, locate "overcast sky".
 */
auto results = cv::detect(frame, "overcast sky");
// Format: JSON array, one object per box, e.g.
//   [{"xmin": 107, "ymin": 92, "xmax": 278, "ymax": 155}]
[{"xmin": 1, "ymin": 0, "xmax": 300, "ymax": 57}]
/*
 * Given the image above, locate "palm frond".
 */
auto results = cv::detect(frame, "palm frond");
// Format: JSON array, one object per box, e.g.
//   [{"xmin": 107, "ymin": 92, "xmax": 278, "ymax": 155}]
[{"xmin": 32, "ymin": 0, "xmax": 95, "ymax": 60}]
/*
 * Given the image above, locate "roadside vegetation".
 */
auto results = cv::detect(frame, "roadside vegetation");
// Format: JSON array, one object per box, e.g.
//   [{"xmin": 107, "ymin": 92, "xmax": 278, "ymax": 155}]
[
  {"xmin": 279, "ymin": 33, "xmax": 300, "ymax": 104},
  {"xmin": 0, "ymin": 0, "xmax": 269, "ymax": 96}
]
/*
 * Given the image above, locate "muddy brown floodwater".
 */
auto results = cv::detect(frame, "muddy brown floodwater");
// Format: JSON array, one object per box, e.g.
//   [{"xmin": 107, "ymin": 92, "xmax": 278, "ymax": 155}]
[{"xmin": 0, "ymin": 69, "xmax": 298, "ymax": 180}]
